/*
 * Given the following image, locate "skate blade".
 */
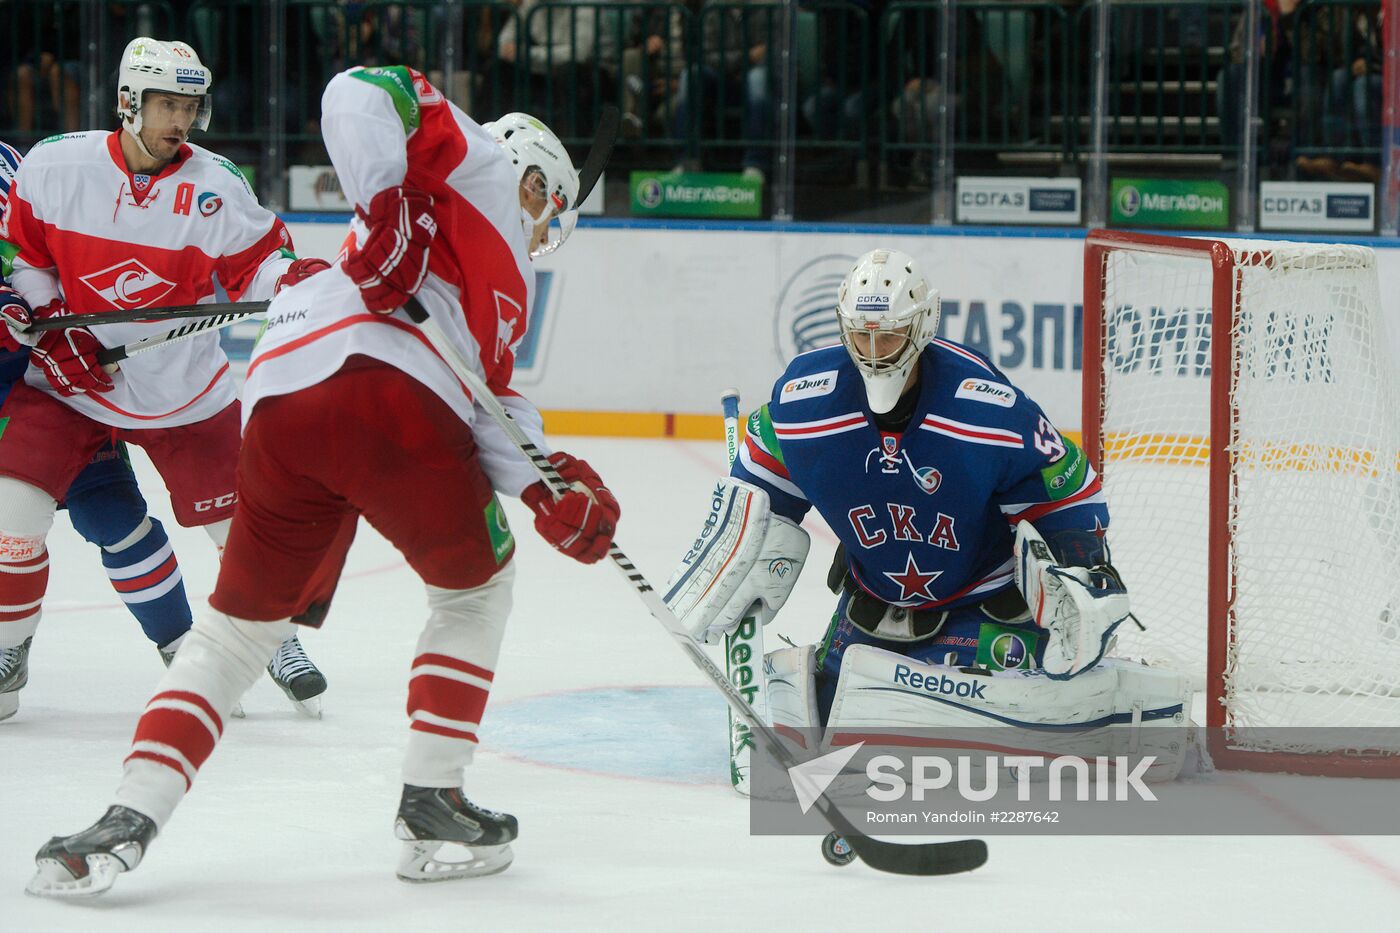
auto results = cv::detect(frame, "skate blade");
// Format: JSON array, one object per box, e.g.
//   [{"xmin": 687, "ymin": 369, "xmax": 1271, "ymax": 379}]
[
  {"xmin": 0, "ymin": 692, "xmax": 17, "ymax": 722},
  {"xmin": 395, "ymin": 840, "xmax": 513, "ymax": 883},
  {"xmin": 230, "ymin": 700, "xmax": 246, "ymax": 720},
  {"xmin": 26, "ymin": 854, "xmax": 125, "ymax": 898},
  {"xmin": 290, "ymin": 695, "xmax": 322, "ymax": 719}
]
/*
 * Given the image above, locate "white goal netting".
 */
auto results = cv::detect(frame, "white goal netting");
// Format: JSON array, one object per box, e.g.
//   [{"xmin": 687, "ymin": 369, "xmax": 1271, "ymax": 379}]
[{"xmin": 1091, "ymin": 238, "xmax": 1400, "ymax": 754}]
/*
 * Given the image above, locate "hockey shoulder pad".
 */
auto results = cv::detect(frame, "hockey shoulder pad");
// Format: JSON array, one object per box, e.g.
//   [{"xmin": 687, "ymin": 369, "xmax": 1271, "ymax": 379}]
[
  {"xmin": 1014, "ymin": 520, "xmax": 1130, "ymax": 679},
  {"xmin": 664, "ymin": 478, "xmax": 810, "ymax": 645}
]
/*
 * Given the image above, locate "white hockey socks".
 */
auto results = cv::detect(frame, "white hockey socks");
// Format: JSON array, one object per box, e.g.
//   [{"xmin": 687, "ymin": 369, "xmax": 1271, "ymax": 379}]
[
  {"xmin": 402, "ymin": 565, "xmax": 514, "ymax": 788},
  {"xmin": 114, "ymin": 609, "xmax": 292, "ymax": 828},
  {"xmin": 0, "ymin": 476, "xmax": 57, "ymax": 648}
]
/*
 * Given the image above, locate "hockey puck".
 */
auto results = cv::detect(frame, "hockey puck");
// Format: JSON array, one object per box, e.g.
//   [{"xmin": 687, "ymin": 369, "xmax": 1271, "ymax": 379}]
[{"xmin": 821, "ymin": 832, "xmax": 857, "ymax": 867}]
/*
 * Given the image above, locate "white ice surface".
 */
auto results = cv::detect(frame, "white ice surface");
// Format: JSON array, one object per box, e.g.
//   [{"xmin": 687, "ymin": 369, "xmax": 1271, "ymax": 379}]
[{"xmin": 4, "ymin": 436, "xmax": 1400, "ymax": 931}]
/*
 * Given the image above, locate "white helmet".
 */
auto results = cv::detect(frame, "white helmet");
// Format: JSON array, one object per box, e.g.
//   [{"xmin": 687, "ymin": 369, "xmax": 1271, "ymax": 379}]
[
  {"xmin": 483, "ymin": 112, "xmax": 580, "ymax": 257},
  {"xmin": 836, "ymin": 249, "xmax": 941, "ymax": 413},
  {"xmin": 116, "ymin": 37, "xmax": 213, "ymax": 155}
]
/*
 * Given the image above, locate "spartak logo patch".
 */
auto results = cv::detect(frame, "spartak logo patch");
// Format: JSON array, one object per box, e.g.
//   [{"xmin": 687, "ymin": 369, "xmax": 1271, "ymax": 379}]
[{"xmin": 79, "ymin": 258, "xmax": 176, "ymax": 310}]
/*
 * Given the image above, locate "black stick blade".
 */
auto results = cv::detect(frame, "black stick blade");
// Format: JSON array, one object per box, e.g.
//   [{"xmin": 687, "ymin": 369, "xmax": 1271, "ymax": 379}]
[
  {"xmin": 576, "ymin": 105, "xmax": 619, "ymax": 206},
  {"xmin": 847, "ymin": 836, "xmax": 988, "ymax": 876}
]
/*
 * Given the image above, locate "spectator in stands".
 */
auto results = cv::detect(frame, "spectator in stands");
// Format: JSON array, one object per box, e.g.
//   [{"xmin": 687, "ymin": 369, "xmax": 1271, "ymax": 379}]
[
  {"xmin": 1296, "ymin": 5, "xmax": 1383, "ymax": 184},
  {"xmin": 8, "ymin": 4, "xmax": 82, "ymax": 137},
  {"xmin": 620, "ymin": 3, "xmax": 686, "ymax": 140},
  {"xmin": 669, "ymin": 0, "xmax": 772, "ymax": 180},
  {"xmin": 801, "ymin": 0, "xmax": 876, "ymax": 151},
  {"xmin": 887, "ymin": 7, "xmax": 1003, "ymax": 186},
  {"xmin": 497, "ymin": 0, "xmax": 615, "ymax": 139},
  {"xmin": 1216, "ymin": 0, "xmax": 1300, "ymax": 158}
]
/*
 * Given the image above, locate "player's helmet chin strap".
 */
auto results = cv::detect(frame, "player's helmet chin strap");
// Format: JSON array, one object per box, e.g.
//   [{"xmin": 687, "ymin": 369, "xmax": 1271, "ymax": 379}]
[{"xmin": 121, "ymin": 113, "xmax": 158, "ymax": 162}]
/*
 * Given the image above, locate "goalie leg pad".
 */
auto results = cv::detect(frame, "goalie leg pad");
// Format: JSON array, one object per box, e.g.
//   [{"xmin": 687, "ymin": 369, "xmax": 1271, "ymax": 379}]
[
  {"xmin": 826, "ymin": 644, "xmax": 1191, "ymax": 780},
  {"xmin": 764, "ymin": 644, "xmax": 818, "ymax": 735},
  {"xmin": 663, "ymin": 478, "xmax": 810, "ymax": 644}
]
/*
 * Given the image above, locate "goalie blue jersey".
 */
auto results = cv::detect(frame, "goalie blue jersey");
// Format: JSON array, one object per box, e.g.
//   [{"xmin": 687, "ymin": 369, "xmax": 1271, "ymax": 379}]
[{"xmin": 733, "ymin": 340, "xmax": 1108, "ymax": 611}]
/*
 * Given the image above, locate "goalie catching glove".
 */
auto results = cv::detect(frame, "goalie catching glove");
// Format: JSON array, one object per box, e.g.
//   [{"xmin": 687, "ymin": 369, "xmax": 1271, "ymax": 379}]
[
  {"xmin": 521, "ymin": 452, "xmax": 620, "ymax": 564},
  {"xmin": 663, "ymin": 478, "xmax": 810, "ymax": 644},
  {"xmin": 1014, "ymin": 520, "xmax": 1129, "ymax": 679}
]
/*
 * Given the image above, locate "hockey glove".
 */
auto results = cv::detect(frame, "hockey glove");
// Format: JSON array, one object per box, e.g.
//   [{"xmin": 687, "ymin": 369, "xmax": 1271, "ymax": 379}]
[
  {"xmin": 0, "ymin": 286, "xmax": 35, "ymax": 352},
  {"xmin": 31, "ymin": 301, "xmax": 113, "ymax": 396},
  {"xmin": 275, "ymin": 257, "xmax": 331, "ymax": 294},
  {"xmin": 521, "ymin": 452, "xmax": 621, "ymax": 564},
  {"xmin": 341, "ymin": 186, "xmax": 437, "ymax": 313}
]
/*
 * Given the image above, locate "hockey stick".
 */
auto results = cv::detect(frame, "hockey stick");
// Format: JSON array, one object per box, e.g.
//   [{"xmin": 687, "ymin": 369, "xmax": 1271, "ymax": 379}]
[
  {"xmin": 95, "ymin": 310, "xmax": 259, "ymax": 365},
  {"xmin": 25, "ymin": 300, "xmax": 268, "ymax": 332},
  {"xmin": 402, "ymin": 297, "xmax": 986, "ymax": 876},
  {"xmin": 575, "ymin": 105, "xmax": 619, "ymax": 205},
  {"xmin": 720, "ymin": 389, "xmax": 767, "ymax": 796}
]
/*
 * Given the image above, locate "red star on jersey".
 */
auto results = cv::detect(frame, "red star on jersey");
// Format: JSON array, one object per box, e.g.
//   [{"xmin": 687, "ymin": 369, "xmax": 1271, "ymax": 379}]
[
  {"xmin": 882, "ymin": 553, "xmax": 943, "ymax": 603},
  {"xmin": 1090, "ymin": 517, "xmax": 1109, "ymax": 539}
]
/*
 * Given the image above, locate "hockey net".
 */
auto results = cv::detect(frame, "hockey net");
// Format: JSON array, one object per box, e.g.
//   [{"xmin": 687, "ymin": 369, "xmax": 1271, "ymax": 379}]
[{"xmin": 1082, "ymin": 230, "xmax": 1400, "ymax": 775}]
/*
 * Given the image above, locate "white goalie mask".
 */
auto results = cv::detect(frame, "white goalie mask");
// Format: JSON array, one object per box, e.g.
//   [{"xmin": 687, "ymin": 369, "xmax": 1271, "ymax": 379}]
[
  {"xmin": 483, "ymin": 112, "xmax": 580, "ymax": 258},
  {"xmin": 836, "ymin": 249, "xmax": 941, "ymax": 413},
  {"xmin": 116, "ymin": 37, "xmax": 213, "ymax": 158}
]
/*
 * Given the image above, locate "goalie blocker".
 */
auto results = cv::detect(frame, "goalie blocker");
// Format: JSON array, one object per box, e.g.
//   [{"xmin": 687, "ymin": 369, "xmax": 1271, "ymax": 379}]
[{"xmin": 663, "ymin": 478, "xmax": 810, "ymax": 645}]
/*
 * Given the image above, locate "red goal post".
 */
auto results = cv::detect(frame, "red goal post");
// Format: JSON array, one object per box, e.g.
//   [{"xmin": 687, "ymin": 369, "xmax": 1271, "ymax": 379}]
[{"xmin": 1082, "ymin": 229, "xmax": 1400, "ymax": 776}]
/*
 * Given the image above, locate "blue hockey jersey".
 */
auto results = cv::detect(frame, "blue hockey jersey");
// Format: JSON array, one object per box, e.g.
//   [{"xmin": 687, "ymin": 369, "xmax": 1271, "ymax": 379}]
[{"xmin": 732, "ymin": 339, "xmax": 1108, "ymax": 611}]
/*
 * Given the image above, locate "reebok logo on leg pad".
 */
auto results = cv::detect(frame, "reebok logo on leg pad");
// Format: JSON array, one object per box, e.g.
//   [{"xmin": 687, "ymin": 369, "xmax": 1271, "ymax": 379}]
[{"xmin": 893, "ymin": 664, "xmax": 987, "ymax": 700}]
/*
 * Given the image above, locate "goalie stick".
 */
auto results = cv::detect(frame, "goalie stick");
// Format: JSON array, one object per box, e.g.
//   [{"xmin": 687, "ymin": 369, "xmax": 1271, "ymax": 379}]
[
  {"xmin": 720, "ymin": 389, "xmax": 767, "ymax": 796},
  {"xmin": 401, "ymin": 295, "xmax": 986, "ymax": 877},
  {"xmin": 24, "ymin": 300, "xmax": 267, "ymax": 332}
]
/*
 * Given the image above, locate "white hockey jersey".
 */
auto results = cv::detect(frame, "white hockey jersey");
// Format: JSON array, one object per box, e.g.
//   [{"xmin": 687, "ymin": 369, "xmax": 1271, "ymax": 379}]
[
  {"xmin": 245, "ymin": 66, "xmax": 550, "ymax": 497},
  {"xmin": 1, "ymin": 131, "xmax": 293, "ymax": 429}
]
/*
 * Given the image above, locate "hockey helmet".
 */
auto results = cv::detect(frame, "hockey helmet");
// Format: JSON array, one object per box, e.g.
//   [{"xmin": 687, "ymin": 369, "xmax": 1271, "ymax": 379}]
[
  {"xmin": 117, "ymin": 37, "xmax": 213, "ymax": 151},
  {"xmin": 483, "ymin": 112, "xmax": 580, "ymax": 257},
  {"xmin": 836, "ymin": 249, "xmax": 941, "ymax": 413}
]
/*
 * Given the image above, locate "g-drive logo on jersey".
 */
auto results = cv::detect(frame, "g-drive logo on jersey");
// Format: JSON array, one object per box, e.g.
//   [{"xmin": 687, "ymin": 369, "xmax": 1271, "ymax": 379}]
[
  {"xmin": 780, "ymin": 370, "xmax": 837, "ymax": 402},
  {"xmin": 955, "ymin": 378, "xmax": 1016, "ymax": 408},
  {"xmin": 79, "ymin": 259, "xmax": 177, "ymax": 311}
]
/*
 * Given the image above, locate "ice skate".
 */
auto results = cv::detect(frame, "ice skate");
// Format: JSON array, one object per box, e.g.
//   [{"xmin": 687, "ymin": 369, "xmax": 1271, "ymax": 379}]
[
  {"xmin": 27, "ymin": 805, "xmax": 156, "ymax": 898},
  {"xmin": 393, "ymin": 785, "xmax": 517, "ymax": 882},
  {"xmin": 0, "ymin": 636, "xmax": 32, "ymax": 722},
  {"xmin": 159, "ymin": 639, "xmax": 244, "ymax": 719},
  {"xmin": 266, "ymin": 634, "xmax": 327, "ymax": 718}
]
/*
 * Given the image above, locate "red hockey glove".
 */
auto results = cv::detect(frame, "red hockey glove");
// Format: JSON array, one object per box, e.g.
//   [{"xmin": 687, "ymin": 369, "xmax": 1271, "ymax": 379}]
[
  {"xmin": 30, "ymin": 301, "xmax": 113, "ymax": 396},
  {"xmin": 521, "ymin": 452, "xmax": 621, "ymax": 564},
  {"xmin": 0, "ymin": 286, "xmax": 34, "ymax": 352},
  {"xmin": 341, "ymin": 186, "xmax": 436, "ymax": 313},
  {"xmin": 275, "ymin": 257, "xmax": 331, "ymax": 294}
]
